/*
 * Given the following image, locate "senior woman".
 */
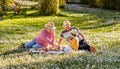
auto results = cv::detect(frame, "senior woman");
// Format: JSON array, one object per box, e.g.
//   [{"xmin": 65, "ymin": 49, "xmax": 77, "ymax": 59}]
[{"xmin": 24, "ymin": 22, "xmax": 58, "ymax": 50}]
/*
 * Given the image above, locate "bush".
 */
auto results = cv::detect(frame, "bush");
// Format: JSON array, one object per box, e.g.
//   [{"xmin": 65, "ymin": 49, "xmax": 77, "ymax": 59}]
[
  {"xmin": 80, "ymin": 0, "xmax": 89, "ymax": 5},
  {"xmin": 88, "ymin": 0, "xmax": 96, "ymax": 7},
  {"xmin": 59, "ymin": 0, "xmax": 66, "ymax": 8},
  {"xmin": 40, "ymin": 0, "xmax": 59, "ymax": 15},
  {"xmin": 99, "ymin": 0, "xmax": 115, "ymax": 9},
  {"xmin": 81, "ymin": 0, "xmax": 120, "ymax": 11},
  {"xmin": 115, "ymin": 0, "xmax": 120, "ymax": 10},
  {"xmin": 0, "ymin": 0, "xmax": 7, "ymax": 15},
  {"xmin": 95, "ymin": 0, "xmax": 104, "ymax": 8}
]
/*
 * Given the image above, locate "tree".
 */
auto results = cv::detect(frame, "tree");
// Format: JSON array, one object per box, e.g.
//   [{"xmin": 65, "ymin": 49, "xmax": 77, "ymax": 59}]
[
  {"xmin": 59, "ymin": 0, "xmax": 66, "ymax": 8},
  {"xmin": 40, "ymin": 0, "xmax": 59, "ymax": 15},
  {"xmin": 13, "ymin": 0, "xmax": 39, "ymax": 15},
  {"xmin": 0, "ymin": 0, "xmax": 7, "ymax": 16}
]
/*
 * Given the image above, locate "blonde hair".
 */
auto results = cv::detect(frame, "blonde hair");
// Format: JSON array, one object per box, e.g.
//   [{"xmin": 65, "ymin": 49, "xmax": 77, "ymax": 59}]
[{"xmin": 63, "ymin": 20, "xmax": 71, "ymax": 26}]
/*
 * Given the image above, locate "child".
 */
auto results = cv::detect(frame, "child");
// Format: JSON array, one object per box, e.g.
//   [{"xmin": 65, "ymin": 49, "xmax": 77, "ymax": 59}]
[{"xmin": 69, "ymin": 29, "xmax": 96, "ymax": 53}]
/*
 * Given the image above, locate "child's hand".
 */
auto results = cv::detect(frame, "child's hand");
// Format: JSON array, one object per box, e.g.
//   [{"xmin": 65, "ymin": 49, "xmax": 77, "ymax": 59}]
[
  {"xmin": 55, "ymin": 46, "xmax": 61, "ymax": 51},
  {"xmin": 42, "ymin": 47, "xmax": 48, "ymax": 52},
  {"xmin": 67, "ymin": 38, "xmax": 72, "ymax": 42},
  {"xmin": 84, "ymin": 40, "xmax": 88, "ymax": 44}
]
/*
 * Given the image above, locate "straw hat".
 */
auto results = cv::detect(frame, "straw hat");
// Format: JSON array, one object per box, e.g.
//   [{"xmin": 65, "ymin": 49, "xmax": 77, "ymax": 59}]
[{"xmin": 44, "ymin": 22, "xmax": 56, "ymax": 29}]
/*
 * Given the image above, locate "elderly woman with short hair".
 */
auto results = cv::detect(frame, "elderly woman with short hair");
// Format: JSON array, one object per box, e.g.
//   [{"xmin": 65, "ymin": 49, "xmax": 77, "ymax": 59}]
[{"xmin": 24, "ymin": 22, "xmax": 58, "ymax": 50}]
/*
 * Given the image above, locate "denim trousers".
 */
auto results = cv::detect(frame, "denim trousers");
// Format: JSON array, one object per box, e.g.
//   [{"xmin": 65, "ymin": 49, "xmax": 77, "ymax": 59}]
[{"xmin": 25, "ymin": 39, "xmax": 44, "ymax": 48}]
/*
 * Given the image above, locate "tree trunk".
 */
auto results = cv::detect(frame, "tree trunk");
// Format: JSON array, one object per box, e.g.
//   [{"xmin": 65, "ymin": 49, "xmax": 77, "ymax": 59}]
[
  {"xmin": 0, "ymin": 0, "xmax": 6, "ymax": 16},
  {"xmin": 0, "ymin": 17, "xmax": 2, "ymax": 21}
]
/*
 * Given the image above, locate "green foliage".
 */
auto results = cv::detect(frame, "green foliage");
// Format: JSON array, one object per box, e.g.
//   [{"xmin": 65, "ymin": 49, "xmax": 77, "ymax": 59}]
[
  {"xmin": 106, "ymin": 0, "xmax": 115, "ymax": 9},
  {"xmin": 81, "ymin": 0, "xmax": 120, "ymax": 11},
  {"xmin": 0, "ymin": 8, "xmax": 3, "ymax": 16},
  {"xmin": 59, "ymin": 0, "xmax": 66, "ymax": 8},
  {"xmin": 88, "ymin": 0, "xmax": 96, "ymax": 7},
  {"xmin": 0, "ymin": 0, "xmax": 7, "ymax": 15},
  {"xmin": 115, "ymin": 0, "xmax": 120, "ymax": 10},
  {"xmin": 94, "ymin": 0, "xmax": 115, "ymax": 9},
  {"xmin": 0, "ymin": 0, "xmax": 14, "ymax": 16},
  {"xmin": 95, "ymin": 0, "xmax": 104, "ymax": 8},
  {"xmin": 40, "ymin": 0, "xmax": 59, "ymax": 15},
  {"xmin": 80, "ymin": 0, "xmax": 89, "ymax": 5}
]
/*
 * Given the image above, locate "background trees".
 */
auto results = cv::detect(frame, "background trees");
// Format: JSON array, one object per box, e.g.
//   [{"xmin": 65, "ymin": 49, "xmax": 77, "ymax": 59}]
[
  {"xmin": 59, "ymin": 0, "xmax": 66, "ymax": 8},
  {"xmin": 39, "ymin": 0, "xmax": 59, "ymax": 15},
  {"xmin": 80, "ymin": 0, "xmax": 120, "ymax": 11},
  {"xmin": 0, "ymin": 0, "xmax": 7, "ymax": 16}
]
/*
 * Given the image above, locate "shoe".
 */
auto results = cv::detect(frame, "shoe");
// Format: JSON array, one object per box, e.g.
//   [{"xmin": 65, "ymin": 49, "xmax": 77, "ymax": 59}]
[
  {"xmin": 90, "ymin": 46, "xmax": 96, "ymax": 53},
  {"xmin": 20, "ymin": 42, "xmax": 28, "ymax": 48},
  {"xmin": 20, "ymin": 43, "xmax": 25, "ymax": 48},
  {"xmin": 29, "ymin": 48, "xmax": 37, "ymax": 52}
]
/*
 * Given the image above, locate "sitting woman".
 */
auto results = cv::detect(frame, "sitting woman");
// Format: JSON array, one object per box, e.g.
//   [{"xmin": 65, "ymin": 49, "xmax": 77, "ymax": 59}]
[{"xmin": 24, "ymin": 22, "xmax": 59, "ymax": 52}]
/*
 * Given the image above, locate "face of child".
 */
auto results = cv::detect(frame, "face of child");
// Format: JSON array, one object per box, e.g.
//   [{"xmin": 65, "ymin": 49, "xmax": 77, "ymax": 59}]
[{"xmin": 63, "ymin": 24, "xmax": 71, "ymax": 30}]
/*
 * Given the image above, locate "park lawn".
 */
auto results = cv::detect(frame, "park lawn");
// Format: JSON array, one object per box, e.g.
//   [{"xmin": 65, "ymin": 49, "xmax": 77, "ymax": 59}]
[{"xmin": 0, "ymin": 7, "xmax": 120, "ymax": 69}]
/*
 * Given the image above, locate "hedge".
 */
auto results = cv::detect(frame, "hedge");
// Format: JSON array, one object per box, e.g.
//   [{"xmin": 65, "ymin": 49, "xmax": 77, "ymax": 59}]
[
  {"xmin": 80, "ymin": 0, "xmax": 120, "ymax": 11},
  {"xmin": 59, "ymin": 0, "xmax": 66, "ymax": 8},
  {"xmin": 40, "ymin": 0, "xmax": 59, "ymax": 15}
]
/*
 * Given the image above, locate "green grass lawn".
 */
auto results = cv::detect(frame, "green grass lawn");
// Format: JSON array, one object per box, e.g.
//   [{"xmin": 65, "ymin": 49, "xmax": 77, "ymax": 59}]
[{"xmin": 0, "ymin": 7, "xmax": 120, "ymax": 69}]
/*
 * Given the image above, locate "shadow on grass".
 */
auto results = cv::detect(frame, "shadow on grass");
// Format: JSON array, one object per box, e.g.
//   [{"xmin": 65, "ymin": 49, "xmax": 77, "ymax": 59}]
[
  {"xmin": 0, "ymin": 44, "xmax": 28, "ymax": 56},
  {"xmin": 0, "ymin": 54, "xmax": 95, "ymax": 69},
  {"xmin": 80, "ymin": 23, "xmax": 117, "ymax": 30},
  {"xmin": 61, "ymin": 8, "xmax": 120, "ymax": 30},
  {"xmin": 1, "ymin": 52, "xmax": 120, "ymax": 69},
  {"xmin": 3, "ymin": 10, "xmax": 68, "ymax": 20},
  {"xmin": 63, "ymin": 5, "xmax": 120, "ymax": 18}
]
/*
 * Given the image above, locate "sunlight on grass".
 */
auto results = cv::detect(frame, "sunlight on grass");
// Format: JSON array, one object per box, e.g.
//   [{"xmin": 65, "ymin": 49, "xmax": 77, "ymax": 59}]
[{"xmin": 0, "ymin": 7, "xmax": 120, "ymax": 68}]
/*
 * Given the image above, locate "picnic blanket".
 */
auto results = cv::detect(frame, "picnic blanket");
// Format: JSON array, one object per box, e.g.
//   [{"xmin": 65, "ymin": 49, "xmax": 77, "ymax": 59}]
[
  {"xmin": 29, "ymin": 46, "xmax": 75, "ymax": 54},
  {"xmin": 29, "ymin": 48, "xmax": 65, "ymax": 54}
]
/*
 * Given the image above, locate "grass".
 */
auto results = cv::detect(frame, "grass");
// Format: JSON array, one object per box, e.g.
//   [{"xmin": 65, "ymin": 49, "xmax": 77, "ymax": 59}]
[{"xmin": 0, "ymin": 5, "xmax": 120, "ymax": 69}]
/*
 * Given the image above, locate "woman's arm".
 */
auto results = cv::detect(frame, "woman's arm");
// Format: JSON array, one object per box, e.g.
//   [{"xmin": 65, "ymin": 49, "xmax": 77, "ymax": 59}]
[{"xmin": 58, "ymin": 38, "xmax": 63, "ymax": 47}]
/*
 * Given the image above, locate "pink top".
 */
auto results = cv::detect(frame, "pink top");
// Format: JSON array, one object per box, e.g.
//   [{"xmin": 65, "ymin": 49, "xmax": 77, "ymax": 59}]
[{"xmin": 35, "ymin": 29, "xmax": 55, "ymax": 47}]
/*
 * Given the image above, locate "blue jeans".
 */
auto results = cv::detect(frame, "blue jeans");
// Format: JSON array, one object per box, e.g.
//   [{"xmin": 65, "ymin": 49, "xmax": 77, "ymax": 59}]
[{"xmin": 25, "ymin": 39, "xmax": 44, "ymax": 48}]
